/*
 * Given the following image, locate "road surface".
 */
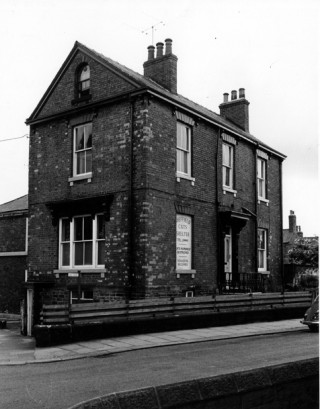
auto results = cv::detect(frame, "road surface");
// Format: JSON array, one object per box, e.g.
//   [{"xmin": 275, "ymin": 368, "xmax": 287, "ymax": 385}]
[{"xmin": 0, "ymin": 329, "xmax": 318, "ymax": 409}]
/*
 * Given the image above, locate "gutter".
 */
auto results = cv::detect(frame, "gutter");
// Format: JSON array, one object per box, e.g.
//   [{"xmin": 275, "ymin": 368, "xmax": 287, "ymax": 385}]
[
  {"xmin": 146, "ymin": 90, "xmax": 287, "ymax": 160},
  {"xmin": 127, "ymin": 98, "xmax": 135, "ymax": 299},
  {"xmin": 26, "ymin": 86, "xmax": 286, "ymax": 161}
]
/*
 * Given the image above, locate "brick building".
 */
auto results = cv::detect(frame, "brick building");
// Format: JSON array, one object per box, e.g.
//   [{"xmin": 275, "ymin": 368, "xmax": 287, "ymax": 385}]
[
  {"xmin": 283, "ymin": 210, "xmax": 318, "ymax": 288},
  {"xmin": 25, "ymin": 40, "xmax": 285, "ymax": 326},
  {"xmin": 283, "ymin": 211, "xmax": 304, "ymax": 265},
  {"xmin": 0, "ymin": 195, "xmax": 28, "ymax": 313}
]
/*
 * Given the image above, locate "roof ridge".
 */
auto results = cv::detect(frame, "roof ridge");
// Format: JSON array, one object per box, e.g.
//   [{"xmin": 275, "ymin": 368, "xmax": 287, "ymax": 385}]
[{"xmin": 28, "ymin": 41, "xmax": 285, "ymax": 159}]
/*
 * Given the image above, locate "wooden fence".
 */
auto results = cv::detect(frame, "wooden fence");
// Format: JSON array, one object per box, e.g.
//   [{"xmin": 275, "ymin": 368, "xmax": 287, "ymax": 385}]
[{"xmin": 40, "ymin": 291, "xmax": 312, "ymax": 325}]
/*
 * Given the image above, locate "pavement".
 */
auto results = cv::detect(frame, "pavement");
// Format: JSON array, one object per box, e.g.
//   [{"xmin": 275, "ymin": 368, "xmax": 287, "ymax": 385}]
[{"xmin": 0, "ymin": 319, "xmax": 307, "ymax": 366}]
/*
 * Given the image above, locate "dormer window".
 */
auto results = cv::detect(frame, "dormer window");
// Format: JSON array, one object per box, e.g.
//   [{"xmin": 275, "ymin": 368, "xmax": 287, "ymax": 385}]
[{"xmin": 77, "ymin": 64, "xmax": 90, "ymax": 98}]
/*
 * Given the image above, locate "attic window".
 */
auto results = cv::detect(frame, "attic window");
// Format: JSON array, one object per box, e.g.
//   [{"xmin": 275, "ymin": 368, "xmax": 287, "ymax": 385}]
[{"xmin": 77, "ymin": 64, "xmax": 90, "ymax": 98}]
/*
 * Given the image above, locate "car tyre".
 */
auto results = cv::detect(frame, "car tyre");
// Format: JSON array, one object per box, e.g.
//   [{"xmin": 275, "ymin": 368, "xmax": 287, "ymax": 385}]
[{"xmin": 308, "ymin": 325, "xmax": 319, "ymax": 332}]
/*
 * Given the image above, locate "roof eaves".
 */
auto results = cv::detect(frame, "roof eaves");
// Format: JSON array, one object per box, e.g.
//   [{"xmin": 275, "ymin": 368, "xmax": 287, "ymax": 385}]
[
  {"xmin": 145, "ymin": 89, "xmax": 286, "ymax": 159},
  {"xmin": 0, "ymin": 194, "xmax": 28, "ymax": 213},
  {"xmin": 26, "ymin": 42, "xmax": 80, "ymax": 124},
  {"xmin": 26, "ymin": 41, "xmax": 286, "ymax": 160},
  {"xmin": 76, "ymin": 42, "xmax": 145, "ymax": 89}
]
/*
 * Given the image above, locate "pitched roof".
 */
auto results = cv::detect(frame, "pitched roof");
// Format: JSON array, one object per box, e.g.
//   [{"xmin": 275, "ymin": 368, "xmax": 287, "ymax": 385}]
[
  {"xmin": 0, "ymin": 195, "xmax": 28, "ymax": 214},
  {"xmin": 27, "ymin": 41, "xmax": 286, "ymax": 159},
  {"xmin": 283, "ymin": 229, "xmax": 297, "ymax": 244}
]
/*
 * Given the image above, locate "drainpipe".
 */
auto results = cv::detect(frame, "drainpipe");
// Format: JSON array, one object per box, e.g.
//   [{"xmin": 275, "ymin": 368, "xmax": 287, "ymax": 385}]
[
  {"xmin": 127, "ymin": 99, "xmax": 135, "ymax": 300},
  {"xmin": 216, "ymin": 128, "xmax": 221, "ymax": 294},
  {"xmin": 280, "ymin": 160, "xmax": 285, "ymax": 294},
  {"xmin": 254, "ymin": 152, "xmax": 258, "ymax": 275}
]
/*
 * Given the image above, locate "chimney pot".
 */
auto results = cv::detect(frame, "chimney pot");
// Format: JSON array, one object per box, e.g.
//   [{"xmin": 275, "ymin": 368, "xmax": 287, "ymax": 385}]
[
  {"xmin": 223, "ymin": 93, "xmax": 229, "ymax": 103},
  {"xmin": 147, "ymin": 45, "xmax": 155, "ymax": 61},
  {"xmin": 239, "ymin": 88, "xmax": 245, "ymax": 98},
  {"xmin": 231, "ymin": 90, "xmax": 237, "ymax": 100},
  {"xmin": 165, "ymin": 38, "xmax": 173, "ymax": 55},
  {"xmin": 156, "ymin": 42, "xmax": 164, "ymax": 58}
]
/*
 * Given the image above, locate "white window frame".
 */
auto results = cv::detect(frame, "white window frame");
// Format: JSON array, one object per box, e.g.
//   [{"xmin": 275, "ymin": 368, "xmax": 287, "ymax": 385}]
[
  {"xmin": 78, "ymin": 64, "xmax": 91, "ymax": 98},
  {"xmin": 73, "ymin": 123, "xmax": 93, "ymax": 178},
  {"xmin": 222, "ymin": 143, "xmax": 234, "ymax": 191},
  {"xmin": 79, "ymin": 66, "xmax": 90, "ymax": 92},
  {"xmin": 258, "ymin": 228, "xmax": 267, "ymax": 271},
  {"xmin": 70, "ymin": 289, "xmax": 93, "ymax": 304},
  {"xmin": 59, "ymin": 214, "xmax": 105, "ymax": 270},
  {"xmin": 176, "ymin": 122, "xmax": 192, "ymax": 179},
  {"xmin": 257, "ymin": 157, "xmax": 267, "ymax": 201}
]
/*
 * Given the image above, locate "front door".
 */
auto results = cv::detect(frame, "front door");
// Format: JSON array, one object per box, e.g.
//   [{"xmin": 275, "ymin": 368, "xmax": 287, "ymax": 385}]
[{"xmin": 224, "ymin": 228, "xmax": 232, "ymax": 283}]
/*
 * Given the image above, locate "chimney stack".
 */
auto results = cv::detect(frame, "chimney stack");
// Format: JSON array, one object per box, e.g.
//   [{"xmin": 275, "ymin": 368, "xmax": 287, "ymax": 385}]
[
  {"xmin": 143, "ymin": 38, "xmax": 178, "ymax": 94},
  {"xmin": 219, "ymin": 88, "xmax": 250, "ymax": 132},
  {"xmin": 289, "ymin": 210, "xmax": 296, "ymax": 233}
]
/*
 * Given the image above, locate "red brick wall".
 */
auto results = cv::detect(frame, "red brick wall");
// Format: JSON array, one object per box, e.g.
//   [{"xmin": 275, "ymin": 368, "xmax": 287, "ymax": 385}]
[
  {"xmin": 130, "ymin": 98, "xmax": 219, "ymax": 295},
  {"xmin": 37, "ymin": 51, "xmax": 137, "ymax": 120},
  {"xmin": 217, "ymin": 133, "xmax": 283, "ymax": 288},
  {"xmin": 28, "ymin": 61, "xmax": 283, "ymax": 302},
  {"xmin": 0, "ymin": 215, "xmax": 26, "ymax": 252},
  {"xmin": 143, "ymin": 54, "xmax": 177, "ymax": 93},
  {"xmin": 220, "ymin": 99, "xmax": 249, "ymax": 132},
  {"xmin": 257, "ymin": 156, "xmax": 283, "ymax": 290},
  {"xmin": 0, "ymin": 256, "xmax": 26, "ymax": 313},
  {"xmin": 0, "ymin": 215, "xmax": 27, "ymax": 313}
]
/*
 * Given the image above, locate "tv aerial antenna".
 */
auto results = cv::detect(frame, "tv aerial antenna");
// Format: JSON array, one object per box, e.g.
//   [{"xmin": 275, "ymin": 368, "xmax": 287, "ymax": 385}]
[{"xmin": 141, "ymin": 21, "xmax": 165, "ymax": 45}]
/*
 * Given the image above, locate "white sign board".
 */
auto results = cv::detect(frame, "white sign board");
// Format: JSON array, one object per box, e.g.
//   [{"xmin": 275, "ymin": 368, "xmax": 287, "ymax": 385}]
[{"xmin": 176, "ymin": 215, "xmax": 192, "ymax": 270}]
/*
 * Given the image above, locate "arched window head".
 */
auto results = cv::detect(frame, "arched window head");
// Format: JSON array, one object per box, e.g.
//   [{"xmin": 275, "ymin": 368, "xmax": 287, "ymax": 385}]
[{"xmin": 77, "ymin": 64, "xmax": 90, "ymax": 97}]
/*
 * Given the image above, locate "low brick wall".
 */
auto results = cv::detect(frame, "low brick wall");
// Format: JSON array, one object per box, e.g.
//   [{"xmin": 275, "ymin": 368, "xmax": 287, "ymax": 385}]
[{"xmin": 68, "ymin": 358, "xmax": 319, "ymax": 409}]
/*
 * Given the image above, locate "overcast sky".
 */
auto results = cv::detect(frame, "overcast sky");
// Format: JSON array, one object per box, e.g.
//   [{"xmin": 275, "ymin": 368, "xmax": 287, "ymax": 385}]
[{"xmin": 0, "ymin": 0, "xmax": 318, "ymax": 236}]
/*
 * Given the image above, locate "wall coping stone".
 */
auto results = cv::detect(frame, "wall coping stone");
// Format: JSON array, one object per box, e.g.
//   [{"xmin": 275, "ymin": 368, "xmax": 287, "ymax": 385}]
[{"xmin": 67, "ymin": 358, "xmax": 319, "ymax": 409}]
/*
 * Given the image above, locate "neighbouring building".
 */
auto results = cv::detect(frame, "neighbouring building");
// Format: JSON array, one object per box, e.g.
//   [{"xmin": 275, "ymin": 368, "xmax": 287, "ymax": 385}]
[
  {"xmin": 283, "ymin": 210, "xmax": 304, "ymax": 265},
  {"xmin": 283, "ymin": 210, "xmax": 318, "ymax": 288},
  {"xmin": 0, "ymin": 195, "xmax": 28, "ymax": 313},
  {"xmin": 25, "ymin": 39, "xmax": 286, "ymax": 327}
]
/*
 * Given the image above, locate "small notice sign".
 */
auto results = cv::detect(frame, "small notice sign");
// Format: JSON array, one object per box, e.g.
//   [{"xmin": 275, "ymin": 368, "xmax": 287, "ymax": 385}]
[{"xmin": 176, "ymin": 215, "xmax": 192, "ymax": 270}]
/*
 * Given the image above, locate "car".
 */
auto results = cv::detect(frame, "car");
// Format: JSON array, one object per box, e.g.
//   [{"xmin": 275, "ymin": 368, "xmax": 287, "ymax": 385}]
[{"xmin": 301, "ymin": 294, "xmax": 319, "ymax": 332}]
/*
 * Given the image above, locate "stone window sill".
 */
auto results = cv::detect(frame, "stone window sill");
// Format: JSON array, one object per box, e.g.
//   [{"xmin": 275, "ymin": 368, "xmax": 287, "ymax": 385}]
[
  {"xmin": 71, "ymin": 94, "xmax": 92, "ymax": 105},
  {"xmin": 176, "ymin": 269, "xmax": 196, "ymax": 278},
  {"xmin": 176, "ymin": 173, "xmax": 195, "ymax": 186},
  {"xmin": 54, "ymin": 268, "xmax": 106, "ymax": 278},
  {"xmin": 223, "ymin": 187, "xmax": 237, "ymax": 197},
  {"xmin": 258, "ymin": 270, "xmax": 270, "ymax": 275},
  {"xmin": 68, "ymin": 172, "xmax": 92, "ymax": 186},
  {"xmin": 258, "ymin": 197, "xmax": 269, "ymax": 206},
  {"xmin": 0, "ymin": 251, "xmax": 27, "ymax": 257}
]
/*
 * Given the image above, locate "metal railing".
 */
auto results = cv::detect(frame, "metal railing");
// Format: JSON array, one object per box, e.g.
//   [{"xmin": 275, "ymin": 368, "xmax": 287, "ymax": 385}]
[{"xmin": 222, "ymin": 273, "xmax": 270, "ymax": 294}]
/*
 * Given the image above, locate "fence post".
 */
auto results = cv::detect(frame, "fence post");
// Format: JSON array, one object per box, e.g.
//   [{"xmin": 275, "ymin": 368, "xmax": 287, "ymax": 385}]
[
  {"xmin": 67, "ymin": 303, "xmax": 70, "ymax": 324},
  {"xmin": 249, "ymin": 291, "xmax": 253, "ymax": 309},
  {"xmin": 170, "ymin": 296, "xmax": 175, "ymax": 316}
]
